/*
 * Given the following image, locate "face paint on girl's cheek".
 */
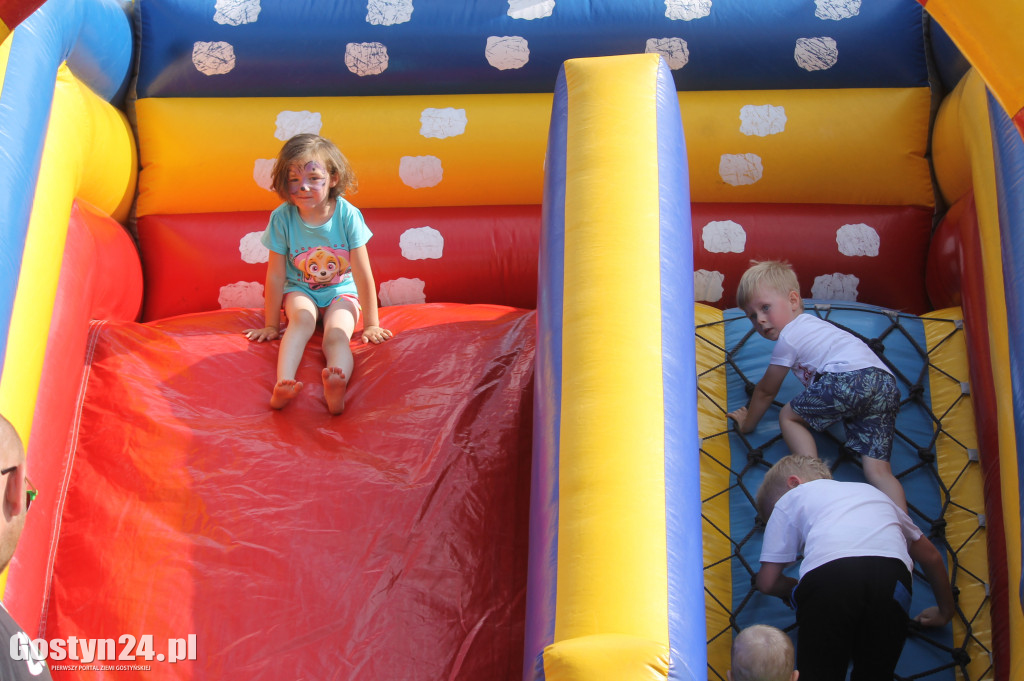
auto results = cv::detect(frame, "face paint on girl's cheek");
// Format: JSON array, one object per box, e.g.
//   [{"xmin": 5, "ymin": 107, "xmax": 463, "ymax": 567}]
[{"xmin": 289, "ymin": 161, "xmax": 329, "ymax": 196}]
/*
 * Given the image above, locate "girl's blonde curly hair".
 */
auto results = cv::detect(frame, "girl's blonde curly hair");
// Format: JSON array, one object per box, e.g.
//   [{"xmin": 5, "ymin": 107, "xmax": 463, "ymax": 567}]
[{"xmin": 271, "ymin": 133, "xmax": 357, "ymax": 203}]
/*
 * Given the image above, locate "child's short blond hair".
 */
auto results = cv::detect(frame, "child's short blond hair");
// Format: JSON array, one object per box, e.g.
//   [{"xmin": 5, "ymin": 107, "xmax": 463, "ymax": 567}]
[
  {"xmin": 736, "ymin": 261, "xmax": 800, "ymax": 311},
  {"xmin": 755, "ymin": 454, "xmax": 832, "ymax": 521},
  {"xmin": 730, "ymin": 625, "xmax": 795, "ymax": 681}
]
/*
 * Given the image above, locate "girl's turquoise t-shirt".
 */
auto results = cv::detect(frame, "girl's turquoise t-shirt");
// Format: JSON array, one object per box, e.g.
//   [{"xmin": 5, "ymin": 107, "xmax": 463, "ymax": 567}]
[{"xmin": 261, "ymin": 197, "xmax": 372, "ymax": 307}]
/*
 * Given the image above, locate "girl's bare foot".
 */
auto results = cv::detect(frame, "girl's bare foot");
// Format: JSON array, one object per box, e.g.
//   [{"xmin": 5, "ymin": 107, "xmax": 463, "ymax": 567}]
[
  {"xmin": 270, "ymin": 379, "xmax": 303, "ymax": 409},
  {"xmin": 322, "ymin": 367, "xmax": 348, "ymax": 415}
]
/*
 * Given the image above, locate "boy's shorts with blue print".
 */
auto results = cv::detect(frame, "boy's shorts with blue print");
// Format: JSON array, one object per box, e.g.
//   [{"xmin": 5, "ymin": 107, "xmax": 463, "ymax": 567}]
[{"xmin": 789, "ymin": 367, "xmax": 900, "ymax": 461}]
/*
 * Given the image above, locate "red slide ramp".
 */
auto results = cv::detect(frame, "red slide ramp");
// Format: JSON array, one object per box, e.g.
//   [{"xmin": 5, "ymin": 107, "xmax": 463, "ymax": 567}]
[{"xmin": 40, "ymin": 304, "xmax": 534, "ymax": 680}]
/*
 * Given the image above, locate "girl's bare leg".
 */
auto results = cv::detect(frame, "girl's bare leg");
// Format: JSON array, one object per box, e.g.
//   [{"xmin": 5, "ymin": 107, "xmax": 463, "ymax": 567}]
[
  {"xmin": 779, "ymin": 403, "xmax": 819, "ymax": 458},
  {"xmin": 320, "ymin": 297, "xmax": 358, "ymax": 414},
  {"xmin": 271, "ymin": 292, "xmax": 318, "ymax": 409}
]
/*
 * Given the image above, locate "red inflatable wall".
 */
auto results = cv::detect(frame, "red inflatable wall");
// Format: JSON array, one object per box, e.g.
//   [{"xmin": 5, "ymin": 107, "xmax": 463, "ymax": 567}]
[
  {"xmin": 138, "ymin": 203, "xmax": 933, "ymax": 322},
  {"xmin": 8, "ymin": 200, "xmax": 143, "ymax": 636}
]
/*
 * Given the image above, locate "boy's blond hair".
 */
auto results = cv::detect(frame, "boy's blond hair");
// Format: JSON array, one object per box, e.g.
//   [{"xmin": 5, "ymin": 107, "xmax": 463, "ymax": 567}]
[
  {"xmin": 730, "ymin": 625, "xmax": 795, "ymax": 681},
  {"xmin": 736, "ymin": 261, "xmax": 800, "ymax": 311},
  {"xmin": 755, "ymin": 454, "xmax": 832, "ymax": 521}
]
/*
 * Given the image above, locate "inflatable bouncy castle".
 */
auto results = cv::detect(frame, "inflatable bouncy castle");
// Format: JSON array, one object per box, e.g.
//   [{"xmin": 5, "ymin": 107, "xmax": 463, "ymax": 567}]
[{"xmin": 0, "ymin": 1, "xmax": 1022, "ymax": 680}]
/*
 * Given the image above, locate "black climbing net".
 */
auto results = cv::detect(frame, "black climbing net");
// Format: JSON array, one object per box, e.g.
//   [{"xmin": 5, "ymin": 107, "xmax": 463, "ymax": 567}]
[{"xmin": 696, "ymin": 304, "xmax": 993, "ymax": 681}]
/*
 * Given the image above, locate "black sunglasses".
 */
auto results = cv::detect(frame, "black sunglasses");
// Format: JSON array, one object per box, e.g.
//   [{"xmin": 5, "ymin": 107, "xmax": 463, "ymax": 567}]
[{"xmin": 0, "ymin": 466, "xmax": 37, "ymax": 512}]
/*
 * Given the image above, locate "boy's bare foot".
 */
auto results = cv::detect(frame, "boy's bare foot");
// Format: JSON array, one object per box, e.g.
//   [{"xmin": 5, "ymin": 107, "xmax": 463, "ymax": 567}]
[
  {"xmin": 270, "ymin": 379, "xmax": 303, "ymax": 409},
  {"xmin": 322, "ymin": 367, "xmax": 348, "ymax": 415}
]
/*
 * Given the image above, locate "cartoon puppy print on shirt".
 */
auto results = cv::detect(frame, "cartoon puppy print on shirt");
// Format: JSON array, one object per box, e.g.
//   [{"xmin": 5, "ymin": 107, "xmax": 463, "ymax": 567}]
[{"xmin": 293, "ymin": 246, "xmax": 350, "ymax": 289}]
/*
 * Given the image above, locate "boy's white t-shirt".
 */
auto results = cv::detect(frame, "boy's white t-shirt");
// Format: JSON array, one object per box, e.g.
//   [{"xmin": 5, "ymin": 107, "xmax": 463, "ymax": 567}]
[
  {"xmin": 760, "ymin": 478, "xmax": 923, "ymax": 579},
  {"xmin": 771, "ymin": 313, "xmax": 891, "ymax": 387}
]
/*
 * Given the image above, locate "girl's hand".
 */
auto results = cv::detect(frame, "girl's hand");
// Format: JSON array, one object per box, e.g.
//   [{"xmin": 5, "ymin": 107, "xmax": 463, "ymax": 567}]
[
  {"xmin": 245, "ymin": 326, "xmax": 280, "ymax": 342},
  {"xmin": 361, "ymin": 325, "xmax": 392, "ymax": 344}
]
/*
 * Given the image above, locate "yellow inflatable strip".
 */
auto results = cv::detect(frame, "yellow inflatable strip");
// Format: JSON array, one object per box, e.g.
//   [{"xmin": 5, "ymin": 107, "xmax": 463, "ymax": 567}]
[
  {"xmin": 0, "ymin": 62, "xmax": 135, "ymax": 442},
  {"xmin": 135, "ymin": 94, "xmax": 551, "ymax": 214},
  {"xmin": 936, "ymin": 69, "xmax": 1023, "ymax": 681},
  {"xmin": 678, "ymin": 87, "xmax": 933, "ymax": 207},
  {"xmin": 136, "ymin": 87, "xmax": 932, "ymax": 215},
  {"xmin": 923, "ymin": 309, "xmax": 993, "ymax": 681},
  {"xmin": 0, "ymin": 28, "xmax": 11, "ymax": 87},
  {"xmin": 695, "ymin": 303, "xmax": 731, "ymax": 677},
  {"xmin": 541, "ymin": 634, "xmax": 669, "ymax": 680},
  {"xmin": 552, "ymin": 53, "xmax": 667, "ymax": 659}
]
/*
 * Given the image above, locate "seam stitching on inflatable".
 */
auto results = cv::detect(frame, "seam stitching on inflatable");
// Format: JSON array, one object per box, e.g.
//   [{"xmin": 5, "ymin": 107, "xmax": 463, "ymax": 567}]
[{"xmin": 37, "ymin": 320, "xmax": 106, "ymax": 638}]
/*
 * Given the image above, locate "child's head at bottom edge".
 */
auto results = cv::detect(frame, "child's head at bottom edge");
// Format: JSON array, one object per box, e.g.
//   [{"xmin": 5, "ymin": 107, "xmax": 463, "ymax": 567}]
[
  {"xmin": 729, "ymin": 624, "xmax": 798, "ymax": 681},
  {"xmin": 755, "ymin": 454, "xmax": 832, "ymax": 523}
]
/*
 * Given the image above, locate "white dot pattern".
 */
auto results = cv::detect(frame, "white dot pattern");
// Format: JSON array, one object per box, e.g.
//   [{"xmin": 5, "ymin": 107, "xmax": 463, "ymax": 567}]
[
  {"xmin": 219, "ymin": 281, "xmax": 265, "ymax": 309},
  {"xmin": 419, "ymin": 108, "xmax": 468, "ymax": 139},
  {"xmin": 239, "ymin": 231, "xmax": 269, "ymax": 264},
  {"xmin": 213, "ymin": 0, "xmax": 261, "ymax": 26},
  {"xmin": 366, "ymin": 0, "xmax": 414, "ymax": 26},
  {"xmin": 399, "ymin": 227, "xmax": 444, "ymax": 260},
  {"xmin": 645, "ymin": 37, "xmax": 689, "ymax": 70},
  {"xmin": 252, "ymin": 159, "xmax": 274, "ymax": 192},
  {"xmin": 192, "ymin": 41, "xmax": 236, "ymax": 76},
  {"xmin": 664, "ymin": 0, "xmax": 712, "ymax": 21},
  {"xmin": 836, "ymin": 223, "xmax": 880, "ymax": 257},
  {"xmin": 274, "ymin": 111, "xmax": 322, "ymax": 141},
  {"xmin": 485, "ymin": 36, "xmax": 530, "ymax": 70},
  {"xmin": 399, "ymin": 156, "xmax": 443, "ymax": 189},
  {"xmin": 811, "ymin": 272, "xmax": 860, "ymax": 301},
  {"xmin": 739, "ymin": 104, "xmax": 786, "ymax": 136},
  {"xmin": 814, "ymin": 0, "xmax": 860, "ymax": 21},
  {"xmin": 719, "ymin": 153, "xmax": 763, "ymax": 186},
  {"xmin": 507, "ymin": 0, "xmax": 554, "ymax": 20},
  {"xmin": 694, "ymin": 269, "xmax": 725, "ymax": 303},
  {"xmin": 380, "ymin": 277, "xmax": 427, "ymax": 306},
  {"xmin": 345, "ymin": 42, "xmax": 390, "ymax": 76},
  {"xmin": 702, "ymin": 220, "xmax": 746, "ymax": 253},
  {"xmin": 795, "ymin": 37, "xmax": 839, "ymax": 71}
]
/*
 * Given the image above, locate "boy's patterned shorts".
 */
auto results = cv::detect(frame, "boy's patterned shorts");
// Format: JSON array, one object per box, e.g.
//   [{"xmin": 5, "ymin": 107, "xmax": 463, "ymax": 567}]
[{"xmin": 789, "ymin": 367, "xmax": 900, "ymax": 461}]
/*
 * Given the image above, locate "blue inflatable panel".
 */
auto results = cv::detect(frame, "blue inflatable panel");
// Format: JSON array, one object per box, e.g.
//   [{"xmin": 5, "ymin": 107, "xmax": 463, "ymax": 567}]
[
  {"xmin": 725, "ymin": 302, "xmax": 953, "ymax": 679},
  {"xmin": 523, "ymin": 62, "xmax": 567, "ymax": 678},
  {"xmin": 135, "ymin": 0, "xmax": 927, "ymax": 98},
  {"xmin": 990, "ymin": 91, "xmax": 1024, "ymax": 610},
  {"xmin": 654, "ymin": 60, "xmax": 704, "ymax": 681},
  {"xmin": 926, "ymin": 16, "xmax": 970, "ymax": 95}
]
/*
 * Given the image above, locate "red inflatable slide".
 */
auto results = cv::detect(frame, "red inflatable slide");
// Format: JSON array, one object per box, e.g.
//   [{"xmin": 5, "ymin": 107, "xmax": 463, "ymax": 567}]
[{"xmin": 34, "ymin": 303, "xmax": 534, "ymax": 679}]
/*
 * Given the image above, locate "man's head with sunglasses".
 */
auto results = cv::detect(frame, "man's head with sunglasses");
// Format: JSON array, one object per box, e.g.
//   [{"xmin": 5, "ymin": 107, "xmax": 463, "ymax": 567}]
[
  {"xmin": 0, "ymin": 412, "xmax": 51, "ymax": 678},
  {"xmin": 0, "ymin": 414, "xmax": 31, "ymax": 574}
]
